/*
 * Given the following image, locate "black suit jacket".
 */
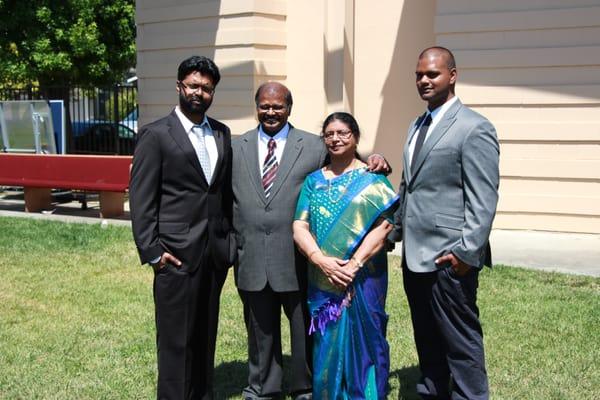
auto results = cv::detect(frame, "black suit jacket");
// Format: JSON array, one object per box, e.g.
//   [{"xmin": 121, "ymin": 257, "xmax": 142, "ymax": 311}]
[{"xmin": 130, "ymin": 110, "xmax": 234, "ymax": 273}]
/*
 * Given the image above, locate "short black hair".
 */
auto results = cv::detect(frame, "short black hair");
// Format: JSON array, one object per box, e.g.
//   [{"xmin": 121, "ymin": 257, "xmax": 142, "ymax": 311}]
[
  {"xmin": 177, "ymin": 56, "xmax": 221, "ymax": 85},
  {"xmin": 419, "ymin": 46, "xmax": 456, "ymax": 70},
  {"xmin": 254, "ymin": 82, "xmax": 293, "ymax": 108}
]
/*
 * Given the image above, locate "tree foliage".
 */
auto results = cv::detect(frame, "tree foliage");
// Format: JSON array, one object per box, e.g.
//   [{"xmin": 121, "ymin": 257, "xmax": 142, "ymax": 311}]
[{"xmin": 0, "ymin": 0, "xmax": 136, "ymax": 87}]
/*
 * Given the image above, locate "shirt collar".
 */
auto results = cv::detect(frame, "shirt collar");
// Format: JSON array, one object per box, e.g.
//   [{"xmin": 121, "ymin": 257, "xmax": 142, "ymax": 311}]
[
  {"xmin": 258, "ymin": 122, "xmax": 290, "ymax": 143},
  {"xmin": 175, "ymin": 106, "xmax": 210, "ymax": 133},
  {"xmin": 425, "ymin": 96, "xmax": 459, "ymax": 121}
]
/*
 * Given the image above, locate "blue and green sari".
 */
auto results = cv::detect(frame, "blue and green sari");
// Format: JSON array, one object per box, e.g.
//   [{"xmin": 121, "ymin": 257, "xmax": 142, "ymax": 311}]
[{"xmin": 294, "ymin": 167, "xmax": 399, "ymax": 400}]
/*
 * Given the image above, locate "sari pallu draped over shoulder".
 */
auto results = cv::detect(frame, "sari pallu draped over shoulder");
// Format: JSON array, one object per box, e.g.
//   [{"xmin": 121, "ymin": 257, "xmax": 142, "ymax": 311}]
[{"xmin": 294, "ymin": 167, "xmax": 399, "ymax": 400}]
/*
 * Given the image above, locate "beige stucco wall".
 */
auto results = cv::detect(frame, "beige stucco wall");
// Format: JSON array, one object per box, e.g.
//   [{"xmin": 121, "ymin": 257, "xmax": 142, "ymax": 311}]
[
  {"xmin": 136, "ymin": 0, "xmax": 600, "ymax": 234},
  {"xmin": 136, "ymin": 0, "xmax": 287, "ymax": 134},
  {"xmin": 136, "ymin": 0, "xmax": 435, "ymax": 173},
  {"xmin": 284, "ymin": 0, "xmax": 435, "ymax": 154},
  {"xmin": 435, "ymin": 0, "xmax": 600, "ymax": 233}
]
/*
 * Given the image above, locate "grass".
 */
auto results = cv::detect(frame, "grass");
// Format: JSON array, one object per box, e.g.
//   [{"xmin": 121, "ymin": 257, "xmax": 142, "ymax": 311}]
[{"xmin": 0, "ymin": 216, "xmax": 598, "ymax": 399}]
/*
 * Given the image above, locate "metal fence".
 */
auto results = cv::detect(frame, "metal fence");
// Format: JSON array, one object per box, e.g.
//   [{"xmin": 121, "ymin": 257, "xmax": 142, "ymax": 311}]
[{"xmin": 0, "ymin": 85, "xmax": 137, "ymax": 155}]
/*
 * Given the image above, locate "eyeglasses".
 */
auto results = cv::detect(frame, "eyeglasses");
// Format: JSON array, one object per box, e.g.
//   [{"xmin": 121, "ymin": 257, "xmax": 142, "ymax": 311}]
[
  {"xmin": 323, "ymin": 130, "xmax": 353, "ymax": 141},
  {"xmin": 178, "ymin": 81, "xmax": 215, "ymax": 95}
]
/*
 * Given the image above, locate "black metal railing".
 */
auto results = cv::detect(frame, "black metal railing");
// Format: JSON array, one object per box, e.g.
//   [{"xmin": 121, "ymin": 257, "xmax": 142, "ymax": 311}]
[{"xmin": 0, "ymin": 85, "xmax": 137, "ymax": 155}]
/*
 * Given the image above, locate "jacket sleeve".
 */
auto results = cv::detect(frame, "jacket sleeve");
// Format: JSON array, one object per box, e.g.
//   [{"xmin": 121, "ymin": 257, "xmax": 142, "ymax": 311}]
[
  {"xmin": 387, "ymin": 174, "xmax": 406, "ymax": 243},
  {"xmin": 221, "ymin": 124, "xmax": 234, "ymax": 223},
  {"xmin": 129, "ymin": 126, "xmax": 164, "ymax": 264},
  {"xmin": 221, "ymin": 125, "xmax": 237, "ymax": 266},
  {"xmin": 451, "ymin": 120, "xmax": 500, "ymax": 268}
]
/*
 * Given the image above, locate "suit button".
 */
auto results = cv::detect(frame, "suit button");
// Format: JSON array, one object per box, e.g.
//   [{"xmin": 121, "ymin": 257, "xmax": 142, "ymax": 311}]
[
  {"xmin": 266, "ymin": 230, "xmax": 271, "ymax": 235},
  {"xmin": 265, "ymin": 206, "xmax": 271, "ymax": 212}
]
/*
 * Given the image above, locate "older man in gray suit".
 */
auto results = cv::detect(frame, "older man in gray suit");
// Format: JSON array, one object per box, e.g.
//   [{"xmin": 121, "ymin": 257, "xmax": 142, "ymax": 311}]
[
  {"xmin": 388, "ymin": 47, "xmax": 499, "ymax": 400},
  {"xmin": 233, "ymin": 82, "xmax": 388, "ymax": 400}
]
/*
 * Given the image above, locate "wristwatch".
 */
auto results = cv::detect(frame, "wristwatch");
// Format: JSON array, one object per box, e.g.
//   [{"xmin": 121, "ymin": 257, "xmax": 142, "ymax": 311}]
[{"xmin": 351, "ymin": 256, "xmax": 364, "ymax": 268}]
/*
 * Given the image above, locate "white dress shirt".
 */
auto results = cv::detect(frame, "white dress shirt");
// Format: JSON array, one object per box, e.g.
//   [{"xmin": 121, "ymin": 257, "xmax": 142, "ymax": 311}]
[
  {"xmin": 174, "ymin": 106, "xmax": 218, "ymax": 176},
  {"xmin": 407, "ymin": 96, "xmax": 459, "ymax": 164},
  {"xmin": 257, "ymin": 123, "xmax": 290, "ymax": 171}
]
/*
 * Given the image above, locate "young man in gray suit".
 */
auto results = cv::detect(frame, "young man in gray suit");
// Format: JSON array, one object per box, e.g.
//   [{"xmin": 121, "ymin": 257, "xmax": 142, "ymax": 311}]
[
  {"xmin": 232, "ymin": 82, "xmax": 388, "ymax": 400},
  {"xmin": 388, "ymin": 47, "xmax": 500, "ymax": 400}
]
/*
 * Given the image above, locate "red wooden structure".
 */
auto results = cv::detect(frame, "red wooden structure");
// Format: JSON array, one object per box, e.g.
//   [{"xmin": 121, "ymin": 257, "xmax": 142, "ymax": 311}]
[{"xmin": 0, "ymin": 154, "xmax": 132, "ymax": 218}]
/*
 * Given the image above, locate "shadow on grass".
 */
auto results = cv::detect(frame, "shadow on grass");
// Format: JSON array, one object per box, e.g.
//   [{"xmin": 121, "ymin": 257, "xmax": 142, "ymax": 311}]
[
  {"xmin": 214, "ymin": 355, "xmax": 307, "ymax": 398},
  {"xmin": 390, "ymin": 364, "xmax": 420, "ymax": 400},
  {"xmin": 214, "ymin": 359, "xmax": 247, "ymax": 398},
  {"xmin": 214, "ymin": 359, "xmax": 422, "ymax": 399}
]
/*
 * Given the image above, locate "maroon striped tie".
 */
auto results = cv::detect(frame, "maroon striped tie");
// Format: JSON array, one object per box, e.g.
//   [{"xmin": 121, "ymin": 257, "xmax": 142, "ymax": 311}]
[{"xmin": 262, "ymin": 139, "xmax": 278, "ymax": 198}]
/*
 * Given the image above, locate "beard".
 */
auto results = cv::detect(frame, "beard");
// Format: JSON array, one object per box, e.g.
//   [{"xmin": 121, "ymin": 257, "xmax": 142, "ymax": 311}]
[{"xmin": 179, "ymin": 92, "xmax": 211, "ymax": 116}]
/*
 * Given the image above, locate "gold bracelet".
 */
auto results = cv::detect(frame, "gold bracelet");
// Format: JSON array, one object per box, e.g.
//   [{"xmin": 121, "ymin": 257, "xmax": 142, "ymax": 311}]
[{"xmin": 351, "ymin": 256, "xmax": 364, "ymax": 268}]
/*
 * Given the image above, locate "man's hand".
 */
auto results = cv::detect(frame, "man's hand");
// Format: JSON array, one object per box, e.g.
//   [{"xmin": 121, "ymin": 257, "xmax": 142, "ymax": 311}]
[
  {"xmin": 152, "ymin": 252, "xmax": 182, "ymax": 272},
  {"xmin": 435, "ymin": 252, "xmax": 471, "ymax": 277},
  {"xmin": 366, "ymin": 153, "xmax": 390, "ymax": 174}
]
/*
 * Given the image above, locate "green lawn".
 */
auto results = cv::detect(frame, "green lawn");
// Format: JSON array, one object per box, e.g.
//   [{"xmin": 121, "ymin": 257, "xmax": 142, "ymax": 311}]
[{"xmin": 0, "ymin": 217, "xmax": 598, "ymax": 399}]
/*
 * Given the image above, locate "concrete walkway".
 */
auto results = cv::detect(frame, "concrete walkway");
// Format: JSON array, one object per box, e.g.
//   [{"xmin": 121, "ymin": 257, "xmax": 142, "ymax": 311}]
[
  {"xmin": 390, "ymin": 229, "xmax": 599, "ymax": 277},
  {"xmin": 488, "ymin": 229, "xmax": 600, "ymax": 277},
  {"xmin": 1, "ymin": 191, "xmax": 598, "ymax": 277},
  {"xmin": 0, "ymin": 190, "xmax": 131, "ymax": 227}
]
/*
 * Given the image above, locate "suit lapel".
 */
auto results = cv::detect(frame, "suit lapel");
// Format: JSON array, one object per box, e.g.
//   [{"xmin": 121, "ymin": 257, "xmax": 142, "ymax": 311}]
[
  {"xmin": 410, "ymin": 100, "xmax": 461, "ymax": 180},
  {"xmin": 266, "ymin": 127, "xmax": 302, "ymax": 205},
  {"xmin": 407, "ymin": 114, "xmax": 426, "ymax": 144},
  {"xmin": 241, "ymin": 129, "xmax": 267, "ymax": 203},
  {"xmin": 166, "ymin": 111, "xmax": 208, "ymax": 188},
  {"xmin": 405, "ymin": 113, "xmax": 426, "ymax": 181},
  {"xmin": 209, "ymin": 118, "xmax": 224, "ymax": 186}
]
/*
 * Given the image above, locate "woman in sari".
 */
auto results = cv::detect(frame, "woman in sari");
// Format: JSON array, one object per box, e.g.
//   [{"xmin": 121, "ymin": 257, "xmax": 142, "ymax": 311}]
[{"xmin": 293, "ymin": 112, "xmax": 399, "ymax": 399}]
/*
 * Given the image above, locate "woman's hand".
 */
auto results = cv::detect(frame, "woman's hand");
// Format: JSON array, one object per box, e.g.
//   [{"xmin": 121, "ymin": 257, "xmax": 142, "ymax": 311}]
[
  {"xmin": 312, "ymin": 252, "xmax": 354, "ymax": 289},
  {"xmin": 345, "ymin": 257, "xmax": 361, "ymax": 277},
  {"xmin": 294, "ymin": 220, "xmax": 361, "ymax": 289}
]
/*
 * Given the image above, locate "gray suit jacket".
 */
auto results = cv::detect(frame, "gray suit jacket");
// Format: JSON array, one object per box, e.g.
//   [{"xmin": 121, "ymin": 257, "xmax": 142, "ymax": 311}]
[
  {"xmin": 232, "ymin": 125, "xmax": 328, "ymax": 292},
  {"xmin": 389, "ymin": 99, "xmax": 500, "ymax": 272}
]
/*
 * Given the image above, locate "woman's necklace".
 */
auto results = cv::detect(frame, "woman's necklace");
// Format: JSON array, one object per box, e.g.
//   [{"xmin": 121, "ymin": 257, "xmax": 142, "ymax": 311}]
[
  {"xmin": 326, "ymin": 159, "xmax": 357, "ymax": 203},
  {"xmin": 327, "ymin": 179, "xmax": 346, "ymax": 203}
]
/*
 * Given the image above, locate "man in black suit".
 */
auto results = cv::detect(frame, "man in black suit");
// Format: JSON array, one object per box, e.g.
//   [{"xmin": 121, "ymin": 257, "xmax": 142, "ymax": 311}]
[{"xmin": 130, "ymin": 56, "xmax": 234, "ymax": 400}]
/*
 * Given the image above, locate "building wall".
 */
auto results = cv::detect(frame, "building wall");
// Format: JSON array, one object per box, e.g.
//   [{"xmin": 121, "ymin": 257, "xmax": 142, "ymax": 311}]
[
  {"xmin": 136, "ymin": 0, "xmax": 435, "ymax": 172},
  {"xmin": 136, "ymin": 0, "xmax": 600, "ymax": 234},
  {"xmin": 136, "ymin": 0, "xmax": 287, "ymax": 134},
  {"xmin": 352, "ymin": 0, "xmax": 435, "ymax": 177},
  {"xmin": 285, "ymin": 0, "xmax": 435, "ymax": 144},
  {"xmin": 435, "ymin": 0, "xmax": 600, "ymax": 233}
]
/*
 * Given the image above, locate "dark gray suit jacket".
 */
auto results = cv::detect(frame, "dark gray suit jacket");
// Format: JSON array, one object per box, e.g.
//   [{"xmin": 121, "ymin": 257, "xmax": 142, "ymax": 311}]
[
  {"xmin": 390, "ymin": 99, "xmax": 500, "ymax": 272},
  {"xmin": 232, "ymin": 125, "xmax": 328, "ymax": 292}
]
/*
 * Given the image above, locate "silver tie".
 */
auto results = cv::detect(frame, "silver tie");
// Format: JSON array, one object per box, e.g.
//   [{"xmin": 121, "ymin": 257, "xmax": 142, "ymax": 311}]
[{"xmin": 192, "ymin": 124, "xmax": 212, "ymax": 183}]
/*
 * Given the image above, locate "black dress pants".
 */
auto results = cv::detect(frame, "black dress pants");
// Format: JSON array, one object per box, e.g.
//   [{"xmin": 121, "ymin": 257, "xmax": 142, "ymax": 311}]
[
  {"xmin": 153, "ymin": 261, "xmax": 228, "ymax": 400},
  {"xmin": 239, "ymin": 284, "xmax": 312, "ymax": 399},
  {"xmin": 403, "ymin": 261, "xmax": 488, "ymax": 400}
]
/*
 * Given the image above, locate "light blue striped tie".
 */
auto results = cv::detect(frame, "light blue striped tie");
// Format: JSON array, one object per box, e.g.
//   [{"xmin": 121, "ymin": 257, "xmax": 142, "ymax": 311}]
[{"xmin": 192, "ymin": 124, "xmax": 212, "ymax": 183}]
